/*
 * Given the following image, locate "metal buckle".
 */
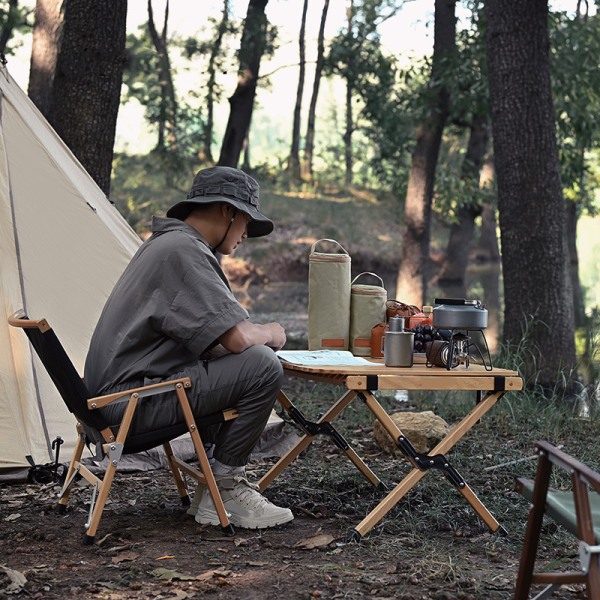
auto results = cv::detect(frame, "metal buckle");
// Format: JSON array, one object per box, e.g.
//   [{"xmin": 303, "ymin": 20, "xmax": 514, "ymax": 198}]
[{"xmin": 578, "ymin": 541, "xmax": 600, "ymax": 574}]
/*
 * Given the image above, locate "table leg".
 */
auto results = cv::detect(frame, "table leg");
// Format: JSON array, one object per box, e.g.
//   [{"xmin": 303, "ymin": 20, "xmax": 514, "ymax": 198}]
[
  {"xmin": 258, "ymin": 388, "xmax": 382, "ymax": 492},
  {"xmin": 457, "ymin": 482, "xmax": 501, "ymax": 532},
  {"xmin": 348, "ymin": 390, "xmax": 504, "ymax": 539}
]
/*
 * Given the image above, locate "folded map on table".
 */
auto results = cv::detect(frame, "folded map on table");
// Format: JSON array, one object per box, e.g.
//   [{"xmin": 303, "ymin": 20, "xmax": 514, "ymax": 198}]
[{"xmin": 276, "ymin": 350, "xmax": 373, "ymax": 367}]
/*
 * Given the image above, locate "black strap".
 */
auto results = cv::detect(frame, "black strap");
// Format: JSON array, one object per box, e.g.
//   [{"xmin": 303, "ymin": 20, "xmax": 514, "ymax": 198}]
[
  {"xmin": 213, "ymin": 209, "xmax": 238, "ymax": 253},
  {"xmin": 366, "ymin": 374, "xmax": 379, "ymax": 390}
]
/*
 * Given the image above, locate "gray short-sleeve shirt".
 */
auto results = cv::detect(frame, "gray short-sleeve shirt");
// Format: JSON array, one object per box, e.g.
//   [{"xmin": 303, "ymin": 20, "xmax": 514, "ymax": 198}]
[{"xmin": 84, "ymin": 216, "xmax": 249, "ymax": 395}]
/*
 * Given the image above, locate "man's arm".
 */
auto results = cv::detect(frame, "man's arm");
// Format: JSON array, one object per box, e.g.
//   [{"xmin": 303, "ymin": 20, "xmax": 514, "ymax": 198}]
[{"xmin": 219, "ymin": 320, "xmax": 286, "ymax": 353}]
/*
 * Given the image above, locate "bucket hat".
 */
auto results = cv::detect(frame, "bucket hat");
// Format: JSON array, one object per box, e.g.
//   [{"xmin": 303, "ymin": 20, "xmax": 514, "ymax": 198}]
[{"xmin": 166, "ymin": 166, "xmax": 274, "ymax": 238}]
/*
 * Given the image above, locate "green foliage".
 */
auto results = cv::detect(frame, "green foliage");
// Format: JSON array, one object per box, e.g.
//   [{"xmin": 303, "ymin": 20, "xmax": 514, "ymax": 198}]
[
  {"xmin": 434, "ymin": 160, "xmax": 496, "ymax": 224},
  {"xmin": 0, "ymin": 0, "xmax": 32, "ymax": 55},
  {"xmin": 123, "ymin": 25, "xmax": 193, "ymax": 162},
  {"xmin": 123, "ymin": 27, "xmax": 169, "ymax": 132},
  {"xmin": 425, "ymin": 3, "xmax": 493, "ymax": 220},
  {"xmin": 431, "ymin": 4, "xmax": 600, "ymax": 224},
  {"xmin": 549, "ymin": 10, "xmax": 600, "ymax": 212},
  {"xmin": 178, "ymin": 12, "xmax": 239, "ymax": 108},
  {"xmin": 181, "ymin": 18, "xmax": 236, "ymax": 61},
  {"xmin": 493, "ymin": 310, "xmax": 599, "ymax": 406},
  {"xmin": 441, "ymin": 1, "xmax": 489, "ymax": 126},
  {"xmin": 325, "ymin": 0, "xmax": 397, "ymax": 85},
  {"xmin": 123, "ymin": 23, "xmax": 217, "ymax": 165},
  {"xmin": 110, "ymin": 152, "xmax": 196, "ymax": 233},
  {"xmin": 323, "ymin": 0, "xmax": 417, "ymax": 194}
]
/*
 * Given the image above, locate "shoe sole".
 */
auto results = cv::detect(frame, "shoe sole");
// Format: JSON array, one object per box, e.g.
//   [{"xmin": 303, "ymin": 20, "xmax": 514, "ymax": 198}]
[{"xmin": 195, "ymin": 508, "xmax": 294, "ymax": 529}]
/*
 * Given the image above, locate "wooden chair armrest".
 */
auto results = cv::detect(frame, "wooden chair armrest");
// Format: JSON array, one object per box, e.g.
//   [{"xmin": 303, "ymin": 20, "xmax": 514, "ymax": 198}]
[
  {"xmin": 88, "ymin": 377, "xmax": 192, "ymax": 410},
  {"xmin": 8, "ymin": 310, "xmax": 50, "ymax": 333},
  {"xmin": 536, "ymin": 440, "xmax": 600, "ymax": 493}
]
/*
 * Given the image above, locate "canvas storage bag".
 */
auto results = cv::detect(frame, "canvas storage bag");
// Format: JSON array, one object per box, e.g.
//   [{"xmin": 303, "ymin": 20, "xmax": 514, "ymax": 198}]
[
  {"xmin": 308, "ymin": 239, "xmax": 351, "ymax": 350},
  {"xmin": 350, "ymin": 272, "xmax": 387, "ymax": 356}
]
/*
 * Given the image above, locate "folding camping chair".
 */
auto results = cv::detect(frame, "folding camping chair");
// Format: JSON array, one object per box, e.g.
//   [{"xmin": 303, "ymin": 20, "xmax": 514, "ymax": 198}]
[
  {"xmin": 9, "ymin": 310, "xmax": 238, "ymax": 545},
  {"xmin": 514, "ymin": 440, "xmax": 600, "ymax": 600}
]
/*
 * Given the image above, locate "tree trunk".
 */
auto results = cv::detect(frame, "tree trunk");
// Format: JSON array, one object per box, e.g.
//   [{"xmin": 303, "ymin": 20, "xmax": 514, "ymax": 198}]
[
  {"xmin": 566, "ymin": 198, "xmax": 585, "ymax": 328},
  {"xmin": 287, "ymin": 0, "xmax": 308, "ymax": 178},
  {"xmin": 343, "ymin": 79, "xmax": 354, "ymax": 187},
  {"xmin": 477, "ymin": 159, "xmax": 501, "ymax": 262},
  {"xmin": 301, "ymin": 0, "xmax": 329, "ymax": 180},
  {"xmin": 27, "ymin": 0, "xmax": 62, "ymax": 117},
  {"xmin": 479, "ymin": 204, "xmax": 500, "ymax": 261},
  {"xmin": 203, "ymin": 0, "xmax": 230, "ymax": 163},
  {"xmin": 343, "ymin": 1, "xmax": 354, "ymax": 187},
  {"xmin": 47, "ymin": 0, "xmax": 127, "ymax": 196},
  {"xmin": 395, "ymin": 0, "xmax": 456, "ymax": 305},
  {"xmin": 437, "ymin": 115, "xmax": 490, "ymax": 287},
  {"xmin": 486, "ymin": 0, "xmax": 576, "ymax": 392},
  {"xmin": 147, "ymin": 0, "xmax": 177, "ymax": 153},
  {"xmin": 479, "ymin": 262, "xmax": 501, "ymax": 355},
  {"xmin": 218, "ymin": 0, "xmax": 269, "ymax": 168},
  {"xmin": 242, "ymin": 132, "xmax": 251, "ymax": 171}
]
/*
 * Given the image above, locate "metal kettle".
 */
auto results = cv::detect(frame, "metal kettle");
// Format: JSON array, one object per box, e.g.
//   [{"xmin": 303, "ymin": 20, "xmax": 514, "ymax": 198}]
[{"xmin": 431, "ymin": 298, "xmax": 488, "ymax": 331}]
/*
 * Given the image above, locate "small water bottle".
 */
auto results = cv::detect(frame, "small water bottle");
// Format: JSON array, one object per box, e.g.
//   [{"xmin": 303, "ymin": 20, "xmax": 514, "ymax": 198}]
[{"xmin": 382, "ymin": 318, "xmax": 414, "ymax": 367}]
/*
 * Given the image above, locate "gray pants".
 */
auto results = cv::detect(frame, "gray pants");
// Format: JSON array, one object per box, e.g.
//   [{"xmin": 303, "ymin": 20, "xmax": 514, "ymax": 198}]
[{"xmin": 102, "ymin": 345, "xmax": 284, "ymax": 467}]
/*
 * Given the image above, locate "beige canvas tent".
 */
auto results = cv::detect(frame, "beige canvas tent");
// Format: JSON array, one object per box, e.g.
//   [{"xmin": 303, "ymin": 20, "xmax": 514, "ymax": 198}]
[{"xmin": 0, "ymin": 64, "xmax": 142, "ymax": 478}]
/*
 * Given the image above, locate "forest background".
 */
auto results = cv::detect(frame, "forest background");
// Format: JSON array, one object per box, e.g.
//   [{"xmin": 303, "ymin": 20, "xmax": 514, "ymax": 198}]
[{"xmin": 1, "ymin": 0, "xmax": 599, "ymax": 402}]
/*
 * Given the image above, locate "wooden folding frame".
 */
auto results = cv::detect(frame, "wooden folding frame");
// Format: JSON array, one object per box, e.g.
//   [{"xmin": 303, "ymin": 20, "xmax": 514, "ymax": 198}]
[
  {"xmin": 9, "ymin": 310, "xmax": 238, "ymax": 544},
  {"xmin": 258, "ymin": 361, "xmax": 523, "ymax": 540},
  {"xmin": 514, "ymin": 440, "xmax": 600, "ymax": 600}
]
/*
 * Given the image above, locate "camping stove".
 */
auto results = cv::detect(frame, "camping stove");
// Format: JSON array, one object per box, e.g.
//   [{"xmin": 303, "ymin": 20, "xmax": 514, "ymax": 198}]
[{"xmin": 425, "ymin": 299, "xmax": 493, "ymax": 371}]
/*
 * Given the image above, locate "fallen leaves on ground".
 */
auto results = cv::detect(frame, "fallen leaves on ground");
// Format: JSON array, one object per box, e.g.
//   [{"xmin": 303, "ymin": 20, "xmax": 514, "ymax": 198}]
[
  {"xmin": 293, "ymin": 532, "xmax": 335, "ymax": 550},
  {"xmin": 0, "ymin": 565, "xmax": 27, "ymax": 594}
]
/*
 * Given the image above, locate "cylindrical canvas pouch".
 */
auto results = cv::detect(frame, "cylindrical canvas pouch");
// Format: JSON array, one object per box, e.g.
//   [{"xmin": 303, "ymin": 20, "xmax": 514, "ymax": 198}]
[
  {"xmin": 350, "ymin": 272, "xmax": 387, "ymax": 356},
  {"xmin": 308, "ymin": 239, "xmax": 351, "ymax": 350}
]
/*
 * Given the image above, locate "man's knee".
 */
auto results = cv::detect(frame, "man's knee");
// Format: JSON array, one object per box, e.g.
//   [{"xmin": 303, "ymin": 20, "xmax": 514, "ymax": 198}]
[{"xmin": 245, "ymin": 345, "xmax": 284, "ymax": 388}]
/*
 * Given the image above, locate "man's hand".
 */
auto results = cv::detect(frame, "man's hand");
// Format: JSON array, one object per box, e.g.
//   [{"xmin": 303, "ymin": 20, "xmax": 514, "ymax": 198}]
[
  {"xmin": 219, "ymin": 320, "xmax": 286, "ymax": 354},
  {"xmin": 263, "ymin": 322, "xmax": 286, "ymax": 351}
]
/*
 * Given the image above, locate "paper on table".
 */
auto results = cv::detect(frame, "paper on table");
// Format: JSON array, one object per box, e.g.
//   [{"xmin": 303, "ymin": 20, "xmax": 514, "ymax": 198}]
[{"xmin": 276, "ymin": 350, "xmax": 373, "ymax": 366}]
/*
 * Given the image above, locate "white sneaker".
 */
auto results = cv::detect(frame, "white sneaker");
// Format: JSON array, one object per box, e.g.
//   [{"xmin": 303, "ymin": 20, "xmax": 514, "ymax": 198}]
[{"xmin": 195, "ymin": 475, "xmax": 294, "ymax": 529}]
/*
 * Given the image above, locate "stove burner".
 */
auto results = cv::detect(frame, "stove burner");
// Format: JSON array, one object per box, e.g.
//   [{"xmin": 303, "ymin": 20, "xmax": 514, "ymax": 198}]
[{"xmin": 425, "ymin": 329, "xmax": 493, "ymax": 371}]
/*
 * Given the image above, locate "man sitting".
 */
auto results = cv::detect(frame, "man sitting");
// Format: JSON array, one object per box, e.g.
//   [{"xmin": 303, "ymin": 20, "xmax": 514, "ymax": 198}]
[{"xmin": 84, "ymin": 166, "xmax": 293, "ymax": 529}]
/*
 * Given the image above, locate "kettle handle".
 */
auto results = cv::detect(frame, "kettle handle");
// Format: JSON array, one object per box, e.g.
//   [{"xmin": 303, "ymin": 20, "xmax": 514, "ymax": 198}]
[{"xmin": 434, "ymin": 298, "xmax": 467, "ymax": 305}]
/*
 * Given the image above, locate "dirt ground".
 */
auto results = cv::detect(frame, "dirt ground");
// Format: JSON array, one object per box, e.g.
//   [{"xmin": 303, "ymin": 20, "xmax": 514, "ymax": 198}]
[
  {"xmin": 0, "ymin": 416, "xmax": 588, "ymax": 600},
  {"xmin": 0, "ymin": 445, "xmax": 507, "ymax": 600}
]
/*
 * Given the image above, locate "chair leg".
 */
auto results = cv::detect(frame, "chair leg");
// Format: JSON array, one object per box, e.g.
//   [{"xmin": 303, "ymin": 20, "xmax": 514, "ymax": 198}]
[
  {"xmin": 57, "ymin": 427, "xmax": 86, "ymax": 513},
  {"xmin": 83, "ymin": 395, "xmax": 139, "ymax": 544},
  {"xmin": 587, "ymin": 557, "xmax": 600, "ymax": 600},
  {"xmin": 514, "ymin": 499, "xmax": 546, "ymax": 599},
  {"xmin": 200, "ymin": 451, "xmax": 234, "ymax": 533},
  {"xmin": 163, "ymin": 442, "xmax": 190, "ymax": 506},
  {"xmin": 83, "ymin": 460, "xmax": 118, "ymax": 544},
  {"xmin": 514, "ymin": 456, "xmax": 553, "ymax": 600},
  {"xmin": 190, "ymin": 428, "xmax": 234, "ymax": 533},
  {"xmin": 174, "ymin": 384, "xmax": 234, "ymax": 534}
]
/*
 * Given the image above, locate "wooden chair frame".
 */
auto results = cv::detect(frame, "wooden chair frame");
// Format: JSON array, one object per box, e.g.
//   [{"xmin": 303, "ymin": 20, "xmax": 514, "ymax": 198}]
[
  {"xmin": 9, "ymin": 310, "xmax": 238, "ymax": 544},
  {"xmin": 514, "ymin": 440, "xmax": 600, "ymax": 600}
]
